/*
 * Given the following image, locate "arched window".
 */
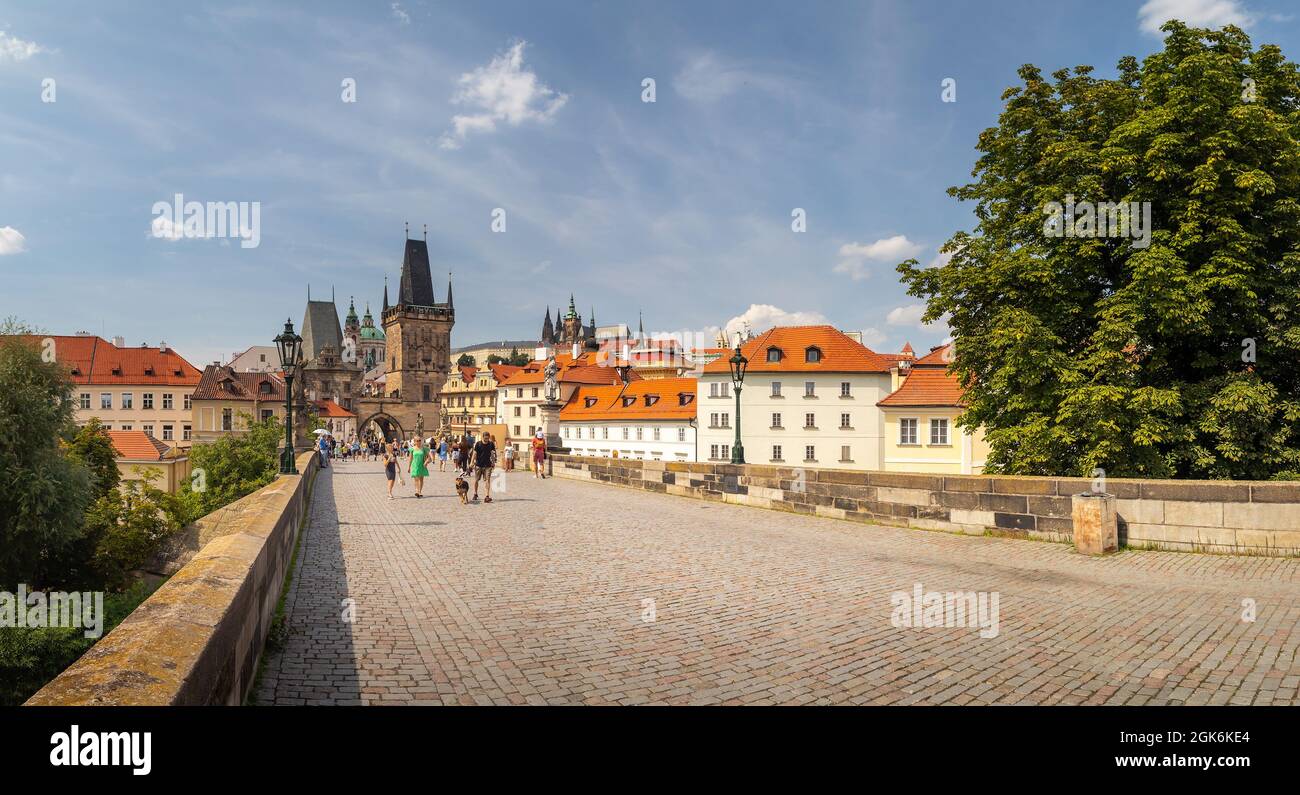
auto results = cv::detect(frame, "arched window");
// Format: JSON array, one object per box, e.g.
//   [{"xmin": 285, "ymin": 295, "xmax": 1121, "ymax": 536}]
[
  {"xmin": 766, "ymin": 347, "xmax": 783, "ymax": 363},
  {"xmin": 805, "ymin": 346, "xmax": 822, "ymax": 363}
]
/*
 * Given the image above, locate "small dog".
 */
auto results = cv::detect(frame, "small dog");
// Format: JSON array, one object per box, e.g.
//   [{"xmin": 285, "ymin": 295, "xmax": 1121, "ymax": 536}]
[{"xmin": 455, "ymin": 477, "xmax": 470, "ymax": 504}]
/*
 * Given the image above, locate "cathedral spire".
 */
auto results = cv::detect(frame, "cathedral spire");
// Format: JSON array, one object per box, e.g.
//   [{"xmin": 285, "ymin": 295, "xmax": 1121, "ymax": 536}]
[
  {"xmin": 446, "ymin": 271, "xmax": 454, "ymax": 310},
  {"xmin": 382, "ymin": 276, "xmax": 389, "ymax": 312},
  {"xmin": 542, "ymin": 306, "xmax": 554, "ymax": 344}
]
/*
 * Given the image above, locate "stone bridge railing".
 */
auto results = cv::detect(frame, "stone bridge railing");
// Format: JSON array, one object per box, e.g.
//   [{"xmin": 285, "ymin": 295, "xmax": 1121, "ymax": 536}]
[
  {"xmin": 551, "ymin": 455, "xmax": 1300, "ymax": 557},
  {"xmin": 26, "ymin": 450, "xmax": 320, "ymax": 705}
]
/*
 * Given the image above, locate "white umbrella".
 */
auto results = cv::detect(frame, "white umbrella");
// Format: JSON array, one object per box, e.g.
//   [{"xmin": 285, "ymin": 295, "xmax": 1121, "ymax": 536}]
[{"xmin": 312, "ymin": 428, "xmax": 330, "ymax": 436}]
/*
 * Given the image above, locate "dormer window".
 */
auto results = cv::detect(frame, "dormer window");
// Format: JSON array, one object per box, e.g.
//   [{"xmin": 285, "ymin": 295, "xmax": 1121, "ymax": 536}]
[
  {"xmin": 111, "ymin": 366, "xmax": 122, "ymax": 376},
  {"xmin": 644, "ymin": 394, "xmax": 659, "ymax": 407},
  {"xmin": 766, "ymin": 347, "xmax": 783, "ymax": 363},
  {"xmin": 622, "ymin": 395, "xmax": 636, "ymax": 407},
  {"xmin": 144, "ymin": 366, "xmax": 155, "ymax": 376},
  {"xmin": 678, "ymin": 393, "xmax": 695, "ymax": 406},
  {"xmin": 805, "ymin": 346, "xmax": 822, "ymax": 363},
  {"xmin": 584, "ymin": 396, "xmax": 598, "ymax": 408},
  {"xmin": 260, "ymin": 381, "xmax": 272, "ymax": 394}
]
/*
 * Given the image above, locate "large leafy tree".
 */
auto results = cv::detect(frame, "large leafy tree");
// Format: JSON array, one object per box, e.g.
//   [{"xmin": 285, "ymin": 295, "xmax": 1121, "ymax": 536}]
[
  {"xmin": 899, "ymin": 22, "xmax": 1300, "ymax": 479},
  {"xmin": 0, "ymin": 328, "xmax": 92, "ymax": 588}
]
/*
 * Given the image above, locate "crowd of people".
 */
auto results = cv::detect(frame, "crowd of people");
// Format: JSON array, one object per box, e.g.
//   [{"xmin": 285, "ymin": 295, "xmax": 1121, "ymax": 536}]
[{"xmin": 314, "ymin": 427, "xmax": 552, "ymax": 504}]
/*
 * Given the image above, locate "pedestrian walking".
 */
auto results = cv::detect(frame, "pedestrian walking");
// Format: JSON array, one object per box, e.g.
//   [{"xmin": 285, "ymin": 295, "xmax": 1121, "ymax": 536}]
[
  {"xmin": 383, "ymin": 444, "xmax": 400, "ymax": 499},
  {"xmin": 531, "ymin": 430, "xmax": 546, "ymax": 478},
  {"xmin": 318, "ymin": 433, "xmax": 329, "ymax": 468},
  {"xmin": 504, "ymin": 443, "xmax": 515, "ymax": 472},
  {"xmin": 409, "ymin": 436, "xmax": 429, "ymax": 498},
  {"xmin": 437, "ymin": 438, "xmax": 448, "ymax": 472},
  {"xmin": 471, "ymin": 431, "xmax": 497, "ymax": 503}
]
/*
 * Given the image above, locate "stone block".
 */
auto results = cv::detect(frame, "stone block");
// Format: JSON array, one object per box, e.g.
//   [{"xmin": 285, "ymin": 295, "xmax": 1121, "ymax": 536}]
[
  {"xmin": 941, "ymin": 476, "xmax": 991, "ymax": 492},
  {"xmin": 867, "ymin": 471, "xmax": 944, "ymax": 491},
  {"xmin": 1162, "ymin": 500, "xmax": 1224, "ymax": 528},
  {"xmin": 1140, "ymin": 481, "xmax": 1249, "ymax": 502},
  {"xmin": 1116, "ymin": 498, "xmax": 1163, "ymax": 525},
  {"xmin": 1057, "ymin": 478, "xmax": 1142, "ymax": 499},
  {"xmin": 990, "ymin": 476, "xmax": 1057, "ymax": 495},
  {"xmin": 1072, "ymin": 493, "xmax": 1118, "ymax": 555},
  {"xmin": 1224, "ymin": 502, "xmax": 1300, "ymax": 531},
  {"xmin": 937, "ymin": 490, "xmax": 981, "ymax": 510},
  {"xmin": 876, "ymin": 486, "xmax": 936, "ymax": 507},
  {"xmin": 949, "ymin": 508, "xmax": 996, "ymax": 527},
  {"xmin": 994, "ymin": 512, "xmax": 1035, "ymax": 531},
  {"xmin": 1247, "ymin": 482, "xmax": 1300, "ymax": 503},
  {"xmin": 979, "ymin": 493, "xmax": 1028, "ymax": 514},
  {"xmin": 1026, "ymin": 495, "xmax": 1073, "ymax": 518}
]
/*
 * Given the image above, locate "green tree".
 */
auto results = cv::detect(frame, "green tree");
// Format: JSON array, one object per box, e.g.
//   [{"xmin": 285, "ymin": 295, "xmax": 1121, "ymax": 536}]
[
  {"xmin": 0, "ymin": 330, "xmax": 93, "ymax": 589},
  {"xmin": 65, "ymin": 419, "xmax": 120, "ymax": 501},
  {"xmin": 83, "ymin": 476, "xmax": 173, "ymax": 591},
  {"xmin": 899, "ymin": 22, "xmax": 1300, "ymax": 480},
  {"xmin": 181, "ymin": 414, "xmax": 283, "ymax": 516},
  {"xmin": 456, "ymin": 353, "xmax": 476, "ymax": 367},
  {"xmin": 507, "ymin": 347, "xmax": 530, "ymax": 366}
]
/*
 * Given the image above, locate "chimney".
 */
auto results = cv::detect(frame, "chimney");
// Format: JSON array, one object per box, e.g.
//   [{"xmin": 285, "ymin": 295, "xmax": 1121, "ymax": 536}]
[
  {"xmin": 159, "ymin": 340, "xmax": 168, "ymax": 352},
  {"xmin": 111, "ymin": 335, "xmax": 125, "ymax": 348},
  {"xmin": 571, "ymin": 340, "xmax": 580, "ymax": 360}
]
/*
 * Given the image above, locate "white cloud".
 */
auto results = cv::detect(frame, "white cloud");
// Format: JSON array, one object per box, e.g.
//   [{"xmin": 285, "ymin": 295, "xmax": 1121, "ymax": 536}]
[
  {"xmin": 390, "ymin": 2, "xmax": 410, "ymax": 25},
  {"xmin": 439, "ymin": 40, "xmax": 569, "ymax": 150},
  {"xmin": 1138, "ymin": 0, "xmax": 1253, "ymax": 35},
  {"xmin": 0, "ymin": 31, "xmax": 43, "ymax": 62},
  {"xmin": 150, "ymin": 215, "xmax": 184, "ymax": 241},
  {"xmin": 0, "ymin": 226, "xmax": 27, "ymax": 255},
  {"xmin": 886, "ymin": 304, "xmax": 927, "ymax": 328},
  {"xmin": 833, "ymin": 235, "xmax": 922, "ymax": 280},
  {"xmin": 700, "ymin": 304, "xmax": 829, "ymax": 346},
  {"xmin": 859, "ymin": 326, "xmax": 888, "ymax": 350},
  {"xmin": 928, "ymin": 249, "xmax": 954, "ymax": 269},
  {"xmin": 675, "ymin": 52, "xmax": 798, "ymax": 104}
]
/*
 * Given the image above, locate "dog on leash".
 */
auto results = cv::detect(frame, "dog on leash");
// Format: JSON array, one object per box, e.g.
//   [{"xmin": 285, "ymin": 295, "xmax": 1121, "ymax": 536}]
[{"xmin": 455, "ymin": 476, "xmax": 470, "ymax": 504}]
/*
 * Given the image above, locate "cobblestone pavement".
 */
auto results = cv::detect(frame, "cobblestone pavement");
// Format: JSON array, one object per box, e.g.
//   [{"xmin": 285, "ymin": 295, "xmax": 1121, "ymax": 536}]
[{"xmin": 255, "ymin": 459, "xmax": 1300, "ymax": 705}]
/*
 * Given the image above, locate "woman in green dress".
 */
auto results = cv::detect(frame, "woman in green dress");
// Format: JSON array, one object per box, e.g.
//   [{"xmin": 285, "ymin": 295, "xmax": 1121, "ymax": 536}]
[{"xmin": 409, "ymin": 436, "xmax": 430, "ymax": 498}]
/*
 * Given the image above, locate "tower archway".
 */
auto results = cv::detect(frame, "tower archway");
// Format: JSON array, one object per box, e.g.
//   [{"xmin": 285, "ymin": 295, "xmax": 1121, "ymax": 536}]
[{"xmin": 359, "ymin": 412, "xmax": 406, "ymax": 444}]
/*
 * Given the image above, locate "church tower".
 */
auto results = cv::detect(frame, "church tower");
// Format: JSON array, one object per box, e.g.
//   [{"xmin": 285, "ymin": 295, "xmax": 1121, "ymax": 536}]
[{"xmin": 382, "ymin": 235, "xmax": 454, "ymax": 405}]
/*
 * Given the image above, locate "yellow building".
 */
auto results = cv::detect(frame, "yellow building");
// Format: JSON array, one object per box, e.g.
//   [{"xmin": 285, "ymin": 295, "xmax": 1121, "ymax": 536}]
[
  {"xmin": 107, "ymin": 431, "xmax": 192, "ymax": 494},
  {"xmin": 877, "ymin": 343, "xmax": 988, "ymax": 474},
  {"xmin": 190, "ymin": 365, "xmax": 286, "ymax": 443},
  {"xmin": 440, "ymin": 363, "xmax": 519, "ymax": 435}
]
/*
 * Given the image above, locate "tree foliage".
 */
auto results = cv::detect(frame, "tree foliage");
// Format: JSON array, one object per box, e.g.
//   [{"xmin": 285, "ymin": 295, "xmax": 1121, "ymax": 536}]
[{"xmin": 899, "ymin": 22, "xmax": 1300, "ymax": 479}]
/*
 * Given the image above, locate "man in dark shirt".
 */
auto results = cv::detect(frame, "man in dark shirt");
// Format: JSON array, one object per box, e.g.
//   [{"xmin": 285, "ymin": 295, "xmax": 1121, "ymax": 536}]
[{"xmin": 471, "ymin": 432, "xmax": 497, "ymax": 503}]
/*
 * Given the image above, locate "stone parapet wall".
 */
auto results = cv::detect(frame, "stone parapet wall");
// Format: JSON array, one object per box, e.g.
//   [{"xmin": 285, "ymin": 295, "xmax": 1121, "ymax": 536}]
[
  {"xmin": 551, "ymin": 456, "xmax": 1300, "ymax": 557},
  {"xmin": 27, "ymin": 451, "xmax": 320, "ymax": 706}
]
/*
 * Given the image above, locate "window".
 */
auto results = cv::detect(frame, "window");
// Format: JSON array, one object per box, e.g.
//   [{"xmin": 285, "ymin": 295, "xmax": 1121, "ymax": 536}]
[
  {"xmin": 804, "ymin": 381, "xmax": 816, "ymax": 397},
  {"xmin": 931, "ymin": 418, "xmax": 950, "ymax": 445},
  {"xmin": 143, "ymin": 424, "xmax": 154, "ymax": 437},
  {"xmin": 622, "ymin": 427, "xmax": 630, "ymax": 440},
  {"xmin": 772, "ymin": 444, "xmax": 783, "ymax": 461},
  {"xmin": 710, "ymin": 444, "xmax": 719, "ymax": 460},
  {"xmin": 516, "ymin": 388, "xmax": 523, "ymax": 398},
  {"xmin": 564, "ymin": 427, "xmax": 570, "ymax": 438},
  {"xmin": 636, "ymin": 427, "xmax": 643, "ymax": 440},
  {"xmin": 100, "ymin": 393, "xmax": 112, "ymax": 410},
  {"xmin": 840, "ymin": 445, "xmax": 852, "ymax": 462},
  {"xmin": 805, "ymin": 412, "xmax": 816, "ymax": 429},
  {"xmin": 163, "ymin": 393, "xmax": 174, "ymax": 410},
  {"xmin": 840, "ymin": 382, "xmax": 851, "ymax": 397},
  {"xmin": 79, "ymin": 393, "xmax": 91, "ymax": 409},
  {"xmin": 721, "ymin": 444, "xmax": 730, "ymax": 460},
  {"xmin": 422, "ymin": 384, "xmax": 431, "ymax": 401},
  {"xmin": 162, "ymin": 425, "xmax": 174, "ymax": 441},
  {"xmin": 771, "ymin": 412, "xmax": 782, "ymax": 428},
  {"xmin": 531, "ymin": 387, "xmax": 539, "ymax": 398},
  {"xmin": 677, "ymin": 427, "xmax": 685, "ymax": 442},
  {"xmin": 529, "ymin": 406, "xmax": 537, "ymax": 417},
  {"xmin": 653, "ymin": 427, "xmax": 660, "ymax": 441},
  {"xmin": 142, "ymin": 393, "xmax": 154, "ymax": 409},
  {"xmin": 514, "ymin": 425, "xmax": 521, "ymax": 435},
  {"xmin": 589, "ymin": 427, "xmax": 595, "ymax": 439},
  {"xmin": 840, "ymin": 412, "xmax": 851, "ymax": 429},
  {"xmin": 119, "ymin": 425, "xmax": 132, "ymax": 431},
  {"xmin": 804, "ymin": 445, "xmax": 816, "ymax": 462},
  {"xmin": 122, "ymin": 392, "xmax": 134, "ymax": 409},
  {"xmin": 221, "ymin": 409, "xmax": 233, "ymax": 432},
  {"xmin": 183, "ymin": 425, "xmax": 192, "ymax": 441},
  {"xmin": 602, "ymin": 427, "xmax": 609, "ymax": 439},
  {"xmin": 805, "ymin": 347, "xmax": 822, "ymax": 363},
  {"xmin": 771, "ymin": 381, "xmax": 782, "ymax": 397},
  {"xmin": 514, "ymin": 406, "xmax": 521, "ymax": 416},
  {"xmin": 900, "ymin": 418, "xmax": 918, "ymax": 445},
  {"xmin": 766, "ymin": 347, "xmax": 783, "ymax": 363},
  {"xmin": 261, "ymin": 409, "xmax": 274, "ymax": 423},
  {"xmin": 709, "ymin": 382, "xmax": 730, "ymax": 398}
]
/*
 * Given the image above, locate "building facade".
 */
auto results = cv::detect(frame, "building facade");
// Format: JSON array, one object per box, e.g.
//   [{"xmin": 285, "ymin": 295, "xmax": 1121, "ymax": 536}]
[
  {"xmin": 495, "ymin": 350, "xmax": 633, "ymax": 455},
  {"xmin": 107, "ymin": 430, "xmax": 191, "ymax": 494},
  {"xmin": 878, "ymin": 343, "xmax": 988, "ymax": 474},
  {"xmin": 190, "ymin": 365, "xmax": 286, "ymax": 443},
  {"xmin": 560, "ymin": 377, "xmax": 698, "ymax": 461},
  {"xmin": 30, "ymin": 334, "xmax": 202, "ymax": 444},
  {"xmin": 440, "ymin": 363, "xmax": 520, "ymax": 435},
  {"xmin": 696, "ymin": 325, "xmax": 897, "ymax": 469}
]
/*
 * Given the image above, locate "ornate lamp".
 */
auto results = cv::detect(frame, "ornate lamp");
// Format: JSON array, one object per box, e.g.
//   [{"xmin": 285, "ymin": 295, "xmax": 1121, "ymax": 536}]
[
  {"xmin": 274, "ymin": 318, "xmax": 303, "ymax": 474},
  {"xmin": 727, "ymin": 343, "xmax": 748, "ymax": 464}
]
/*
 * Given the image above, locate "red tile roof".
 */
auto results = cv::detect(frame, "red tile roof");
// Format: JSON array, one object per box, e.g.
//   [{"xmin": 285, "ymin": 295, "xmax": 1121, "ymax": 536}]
[
  {"xmin": 15, "ymin": 335, "xmax": 202, "ymax": 386},
  {"xmin": 702, "ymin": 325, "xmax": 893, "ymax": 374},
  {"xmin": 878, "ymin": 345, "xmax": 965, "ymax": 408},
  {"xmin": 107, "ymin": 430, "xmax": 171, "ymax": 461},
  {"xmin": 499, "ymin": 352, "xmax": 636, "ymax": 387},
  {"xmin": 313, "ymin": 399, "xmax": 355, "ymax": 418},
  {"xmin": 193, "ymin": 365, "xmax": 286, "ymax": 401},
  {"xmin": 561, "ymin": 378, "xmax": 698, "ymax": 421}
]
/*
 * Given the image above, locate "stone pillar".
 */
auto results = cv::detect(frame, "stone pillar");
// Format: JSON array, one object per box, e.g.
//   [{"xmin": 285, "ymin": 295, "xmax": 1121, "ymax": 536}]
[
  {"xmin": 1072, "ymin": 493, "xmax": 1118, "ymax": 555},
  {"xmin": 537, "ymin": 399, "xmax": 568, "ymax": 476}
]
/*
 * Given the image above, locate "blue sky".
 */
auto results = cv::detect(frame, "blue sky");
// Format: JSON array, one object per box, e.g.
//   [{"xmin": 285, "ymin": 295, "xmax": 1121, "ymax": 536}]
[{"xmin": 1, "ymin": 0, "xmax": 1296, "ymax": 366}]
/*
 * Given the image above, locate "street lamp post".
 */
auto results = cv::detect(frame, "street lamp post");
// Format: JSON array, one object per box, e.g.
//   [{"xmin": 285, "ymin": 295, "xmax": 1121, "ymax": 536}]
[
  {"xmin": 728, "ymin": 342, "xmax": 748, "ymax": 464},
  {"xmin": 274, "ymin": 318, "xmax": 303, "ymax": 474}
]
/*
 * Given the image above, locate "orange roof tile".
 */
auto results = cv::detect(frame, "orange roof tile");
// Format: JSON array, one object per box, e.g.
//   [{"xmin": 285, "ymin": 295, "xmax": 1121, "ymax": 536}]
[
  {"xmin": 14, "ymin": 335, "xmax": 202, "ymax": 386},
  {"xmin": 702, "ymin": 326, "xmax": 893, "ymax": 375},
  {"xmin": 313, "ymin": 399, "xmax": 355, "ymax": 418},
  {"xmin": 193, "ymin": 365, "xmax": 286, "ymax": 401},
  {"xmin": 107, "ymin": 430, "xmax": 171, "ymax": 461},
  {"xmin": 560, "ymin": 378, "xmax": 698, "ymax": 421},
  {"xmin": 878, "ymin": 366, "xmax": 966, "ymax": 408},
  {"xmin": 498, "ymin": 352, "xmax": 635, "ymax": 387},
  {"xmin": 912, "ymin": 343, "xmax": 953, "ymax": 366}
]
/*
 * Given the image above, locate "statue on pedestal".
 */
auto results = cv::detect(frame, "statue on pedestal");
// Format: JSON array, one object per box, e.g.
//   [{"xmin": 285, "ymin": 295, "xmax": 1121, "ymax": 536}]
[
  {"xmin": 543, "ymin": 356, "xmax": 560, "ymax": 403},
  {"xmin": 414, "ymin": 412, "xmax": 424, "ymax": 441}
]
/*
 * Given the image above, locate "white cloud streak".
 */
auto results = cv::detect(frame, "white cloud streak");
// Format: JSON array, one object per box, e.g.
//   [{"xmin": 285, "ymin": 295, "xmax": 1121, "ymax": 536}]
[{"xmin": 439, "ymin": 40, "xmax": 569, "ymax": 149}]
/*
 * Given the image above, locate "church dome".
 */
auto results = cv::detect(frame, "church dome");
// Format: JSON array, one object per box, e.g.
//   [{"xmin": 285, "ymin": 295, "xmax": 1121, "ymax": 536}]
[{"xmin": 360, "ymin": 325, "xmax": 385, "ymax": 340}]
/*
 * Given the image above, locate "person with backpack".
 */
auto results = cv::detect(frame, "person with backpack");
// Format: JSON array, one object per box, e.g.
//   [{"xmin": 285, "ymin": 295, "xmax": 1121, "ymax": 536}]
[{"xmin": 471, "ymin": 431, "xmax": 497, "ymax": 503}]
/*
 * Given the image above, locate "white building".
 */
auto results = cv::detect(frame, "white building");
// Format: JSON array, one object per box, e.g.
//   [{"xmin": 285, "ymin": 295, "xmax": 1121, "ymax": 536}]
[
  {"xmin": 228, "ymin": 345, "xmax": 282, "ymax": 373},
  {"xmin": 496, "ymin": 349, "xmax": 631, "ymax": 456},
  {"xmin": 560, "ymin": 377, "xmax": 698, "ymax": 461},
  {"xmin": 696, "ymin": 325, "xmax": 900, "ymax": 469}
]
